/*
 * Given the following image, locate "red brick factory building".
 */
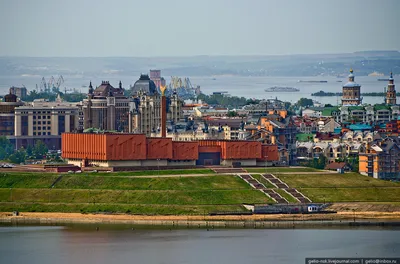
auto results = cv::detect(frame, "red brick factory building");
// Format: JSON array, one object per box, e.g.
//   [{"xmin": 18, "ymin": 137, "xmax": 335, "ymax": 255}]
[{"xmin": 61, "ymin": 133, "xmax": 279, "ymax": 169}]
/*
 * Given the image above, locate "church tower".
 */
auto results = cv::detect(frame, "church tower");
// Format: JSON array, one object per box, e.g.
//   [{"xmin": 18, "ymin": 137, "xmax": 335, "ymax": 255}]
[
  {"xmin": 341, "ymin": 69, "xmax": 362, "ymax": 106},
  {"xmin": 386, "ymin": 72, "xmax": 396, "ymax": 105}
]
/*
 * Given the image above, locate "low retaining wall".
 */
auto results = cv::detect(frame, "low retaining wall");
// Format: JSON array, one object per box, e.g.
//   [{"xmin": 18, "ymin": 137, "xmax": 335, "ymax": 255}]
[{"xmin": 1, "ymin": 217, "xmax": 399, "ymax": 228}]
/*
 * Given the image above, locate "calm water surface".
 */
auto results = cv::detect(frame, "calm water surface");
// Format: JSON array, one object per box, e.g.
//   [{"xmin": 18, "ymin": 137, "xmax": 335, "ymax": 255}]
[
  {"xmin": 0, "ymin": 75, "xmax": 395, "ymax": 105},
  {"xmin": 0, "ymin": 226, "xmax": 399, "ymax": 264}
]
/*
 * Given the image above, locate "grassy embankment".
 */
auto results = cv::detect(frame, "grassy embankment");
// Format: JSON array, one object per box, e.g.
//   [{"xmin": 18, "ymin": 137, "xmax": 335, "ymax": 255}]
[
  {"xmin": 275, "ymin": 173, "xmax": 400, "ymax": 202},
  {"xmin": 0, "ymin": 173, "xmax": 272, "ymax": 215}
]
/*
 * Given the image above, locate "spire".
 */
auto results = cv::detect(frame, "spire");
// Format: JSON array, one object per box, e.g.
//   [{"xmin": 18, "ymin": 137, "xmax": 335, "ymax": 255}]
[
  {"xmin": 88, "ymin": 80, "xmax": 94, "ymax": 95},
  {"xmin": 389, "ymin": 71, "xmax": 394, "ymax": 81},
  {"xmin": 348, "ymin": 68, "xmax": 355, "ymax": 82},
  {"xmin": 119, "ymin": 80, "xmax": 122, "ymax": 89}
]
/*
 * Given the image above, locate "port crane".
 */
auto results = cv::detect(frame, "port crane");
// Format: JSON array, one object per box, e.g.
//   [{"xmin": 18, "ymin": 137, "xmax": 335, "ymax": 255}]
[{"xmin": 39, "ymin": 75, "xmax": 64, "ymax": 93}]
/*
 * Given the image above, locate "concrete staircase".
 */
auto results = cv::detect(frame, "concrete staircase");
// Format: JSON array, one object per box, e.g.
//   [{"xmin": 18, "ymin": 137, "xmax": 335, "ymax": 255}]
[
  {"xmin": 238, "ymin": 174, "xmax": 288, "ymax": 204},
  {"xmin": 261, "ymin": 173, "xmax": 312, "ymax": 203}
]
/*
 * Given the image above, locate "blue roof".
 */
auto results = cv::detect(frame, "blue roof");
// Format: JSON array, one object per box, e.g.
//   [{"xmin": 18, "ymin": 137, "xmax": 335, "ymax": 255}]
[
  {"xmin": 333, "ymin": 128, "xmax": 342, "ymax": 134},
  {"xmin": 348, "ymin": 124, "xmax": 372, "ymax": 131},
  {"xmin": 343, "ymin": 82, "xmax": 360, "ymax": 88}
]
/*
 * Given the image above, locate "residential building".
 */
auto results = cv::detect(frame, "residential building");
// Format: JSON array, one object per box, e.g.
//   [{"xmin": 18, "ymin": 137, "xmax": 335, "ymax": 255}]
[
  {"xmin": 359, "ymin": 137, "xmax": 400, "ymax": 180},
  {"xmin": 322, "ymin": 105, "xmax": 400, "ymax": 124},
  {"xmin": 0, "ymin": 92, "xmax": 24, "ymax": 136},
  {"xmin": 242, "ymin": 110, "xmax": 297, "ymax": 165},
  {"xmin": 292, "ymin": 116, "xmax": 318, "ymax": 133},
  {"xmin": 317, "ymin": 118, "xmax": 341, "ymax": 133},
  {"xmin": 296, "ymin": 141, "xmax": 365, "ymax": 163},
  {"xmin": 193, "ymin": 106, "xmax": 228, "ymax": 118}
]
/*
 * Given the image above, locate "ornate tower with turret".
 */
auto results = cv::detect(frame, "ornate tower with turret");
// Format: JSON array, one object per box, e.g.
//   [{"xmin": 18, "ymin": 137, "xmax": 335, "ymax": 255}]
[
  {"xmin": 386, "ymin": 72, "xmax": 396, "ymax": 105},
  {"xmin": 342, "ymin": 69, "xmax": 362, "ymax": 106}
]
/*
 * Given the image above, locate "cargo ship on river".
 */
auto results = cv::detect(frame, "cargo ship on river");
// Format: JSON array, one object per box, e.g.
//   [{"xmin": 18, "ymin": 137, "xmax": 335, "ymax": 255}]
[{"xmin": 264, "ymin": 86, "xmax": 300, "ymax": 92}]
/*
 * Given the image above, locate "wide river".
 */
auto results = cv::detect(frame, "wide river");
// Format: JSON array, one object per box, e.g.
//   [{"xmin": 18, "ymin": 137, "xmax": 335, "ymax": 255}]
[
  {"xmin": 0, "ymin": 225, "xmax": 399, "ymax": 264},
  {"xmin": 0, "ymin": 74, "xmax": 395, "ymax": 106}
]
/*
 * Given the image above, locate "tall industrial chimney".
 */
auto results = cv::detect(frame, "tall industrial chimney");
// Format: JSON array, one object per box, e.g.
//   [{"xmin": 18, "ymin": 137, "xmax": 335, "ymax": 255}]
[{"xmin": 160, "ymin": 85, "xmax": 167, "ymax": 138}]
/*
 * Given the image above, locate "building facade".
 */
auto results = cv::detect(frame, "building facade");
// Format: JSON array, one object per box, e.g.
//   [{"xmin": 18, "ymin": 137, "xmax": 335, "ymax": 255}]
[
  {"xmin": 62, "ymin": 133, "xmax": 278, "ymax": 168},
  {"xmin": 0, "ymin": 93, "xmax": 24, "ymax": 136},
  {"xmin": 359, "ymin": 138, "xmax": 400, "ymax": 180},
  {"xmin": 82, "ymin": 81, "xmax": 131, "ymax": 132},
  {"xmin": 12, "ymin": 99, "xmax": 79, "ymax": 149},
  {"xmin": 131, "ymin": 75, "xmax": 182, "ymax": 136},
  {"xmin": 149, "ymin": 70, "xmax": 166, "ymax": 89},
  {"xmin": 342, "ymin": 69, "xmax": 362, "ymax": 106},
  {"xmin": 9, "ymin": 86, "xmax": 27, "ymax": 100}
]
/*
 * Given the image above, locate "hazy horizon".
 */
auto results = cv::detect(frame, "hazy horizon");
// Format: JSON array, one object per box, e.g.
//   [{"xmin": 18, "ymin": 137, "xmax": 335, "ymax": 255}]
[{"xmin": 1, "ymin": 0, "xmax": 399, "ymax": 57}]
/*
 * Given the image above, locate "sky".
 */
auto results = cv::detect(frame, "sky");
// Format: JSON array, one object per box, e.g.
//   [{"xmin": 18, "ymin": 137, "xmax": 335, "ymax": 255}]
[{"xmin": 0, "ymin": 0, "xmax": 399, "ymax": 57}]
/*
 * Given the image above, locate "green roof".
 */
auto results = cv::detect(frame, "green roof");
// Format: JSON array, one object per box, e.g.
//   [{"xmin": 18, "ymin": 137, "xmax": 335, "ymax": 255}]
[
  {"xmin": 296, "ymin": 133, "xmax": 315, "ymax": 142},
  {"xmin": 374, "ymin": 105, "xmax": 391, "ymax": 111},
  {"xmin": 348, "ymin": 106, "xmax": 364, "ymax": 111},
  {"xmin": 321, "ymin": 107, "xmax": 339, "ymax": 116}
]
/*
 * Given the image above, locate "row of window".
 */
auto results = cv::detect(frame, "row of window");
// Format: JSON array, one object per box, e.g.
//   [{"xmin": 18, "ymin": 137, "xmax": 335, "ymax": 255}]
[
  {"xmin": 33, "ymin": 121, "xmax": 51, "ymax": 125},
  {"xmin": 33, "ymin": 126, "xmax": 51, "ymax": 131},
  {"xmin": 33, "ymin": 116, "xmax": 50, "ymax": 120},
  {"xmin": 33, "ymin": 111, "xmax": 51, "ymax": 114},
  {"xmin": 33, "ymin": 132, "xmax": 51, "ymax": 136}
]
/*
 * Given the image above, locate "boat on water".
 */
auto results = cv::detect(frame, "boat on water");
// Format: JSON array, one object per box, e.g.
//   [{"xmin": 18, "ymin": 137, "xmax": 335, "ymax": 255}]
[
  {"xmin": 264, "ymin": 86, "xmax": 300, "ymax": 92},
  {"xmin": 298, "ymin": 80, "xmax": 328, "ymax": 83},
  {"xmin": 378, "ymin": 78, "xmax": 390, "ymax": 81}
]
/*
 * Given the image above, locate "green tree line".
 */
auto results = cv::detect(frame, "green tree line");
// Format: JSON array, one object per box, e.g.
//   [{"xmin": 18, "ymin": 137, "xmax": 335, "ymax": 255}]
[
  {"xmin": 197, "ymin": 94, "xmax": 260, "ymax": 108},
  {"xmin": 0, "ymin": 136, "xmax": 49, "ymax": 164}
]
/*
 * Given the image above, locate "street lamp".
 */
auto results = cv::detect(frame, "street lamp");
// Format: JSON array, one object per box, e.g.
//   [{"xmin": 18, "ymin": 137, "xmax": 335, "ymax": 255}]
[
  {"xmin": 157, "ymin": 158, "xmax": 160, "ymax": 176},
  {"xmin": 264, "ymin": 155, "xmax": 268, "ymax": 174}
]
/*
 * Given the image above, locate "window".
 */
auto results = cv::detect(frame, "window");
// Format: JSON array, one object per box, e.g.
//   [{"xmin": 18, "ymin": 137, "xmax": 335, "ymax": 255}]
[
  {"xmin": 38, "ymin": 127, "xmax": 41, "ymax": 130},
  {"xmin": 33, "ymin": 121, "xmax": 36, "ymax": 125},
  {"xmin": 38, "ymin": 121, "xmax": 41, "ymax": 125},
  {"xmin": 47, "ymin": 126, "xmax": 50, "ymax": 130},
  {"xmin": 38, "ymin": 132, "xmax": 41, "ymax": 135},
  {"xmin": 33, "ymin": 116, "xmax": 36, "ymax": 119},
  {"xmin": 33, "ymin": 132, "xmax": 36, "ymax": 136},
  {"xmin": 47, "ymin": 132, "xmax": 50, "ymax": 135},
  {"xmin": 42, "ymin": 126, "xmax": 46, "ymax": 130},
  {"xmin": 48, "ymin": 116, "xmax": 50, "ymax": 119},
  {"xmin": 38, "ymin": 116, "xmax": 41, "ymax": 119},
  {"xmin": 47, "ymin": 121, "xmax": 50, "ymax": 124}
]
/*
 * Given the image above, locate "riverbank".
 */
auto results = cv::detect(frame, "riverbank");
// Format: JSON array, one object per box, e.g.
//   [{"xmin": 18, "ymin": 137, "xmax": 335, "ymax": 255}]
[{"xmin": 1, "ymin": 212, "xmax": 400, "ymax": 228}]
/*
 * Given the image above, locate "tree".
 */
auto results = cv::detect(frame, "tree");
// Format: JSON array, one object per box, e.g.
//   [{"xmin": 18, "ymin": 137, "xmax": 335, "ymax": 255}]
[
  {"xmin": 8, "ymin": 148, "xmax": 26, "ymax": 164},
  {"xmin": 296, "ymin": 98, "xmax": 314, "ymax": 107},
  {"xmin": 33, "ymin": 140, "xmax": 48, "ymax": 159},
  {"xmin": 0, "ymin": 136, "xmax": 14, "ymax": 160},
  {"xmin": 227, "ymin": 111, "xmax": 238, "ymax": 117}
]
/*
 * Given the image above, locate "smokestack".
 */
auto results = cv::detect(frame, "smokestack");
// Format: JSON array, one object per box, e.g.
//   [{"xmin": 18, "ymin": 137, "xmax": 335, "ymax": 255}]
[{"xmin": 160, "ymin": 85, "xmax": 167, "ymax": 138}]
